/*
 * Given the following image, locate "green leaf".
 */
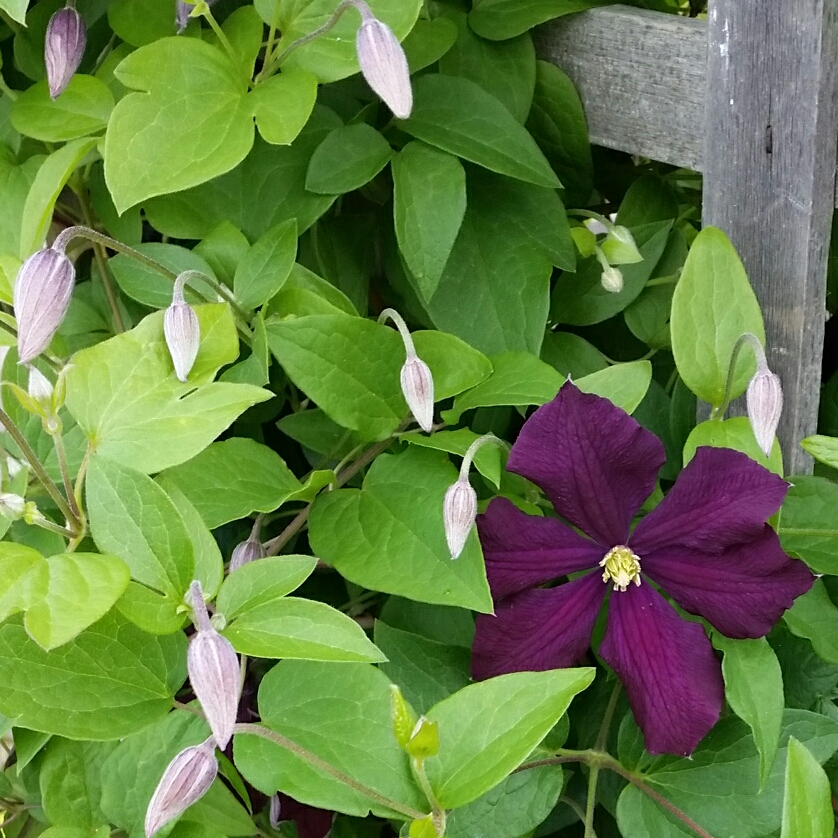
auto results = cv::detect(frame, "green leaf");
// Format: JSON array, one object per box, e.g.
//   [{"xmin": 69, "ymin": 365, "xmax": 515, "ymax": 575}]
[
  {"xmin": 19, "ymin": 137, "xmax": 97, "ymax": 258},
  {"xmin": 40, "ymin": 738, "xmax": 116, "ymax": 831},
  {"xmin": 194, "ymin": 222, "xmax": 250, "ymax": 286},
  {"xmin": 145, "ymin": 110, "xmax": 340, "ymax": 241},
  {"xmin": 270, "ymin": 0, "xmax": 422, "ymax": 84},
  {"xmin": 779, "ymin": 476, "xmax": 838, "ymax": 574},
  {"xmin": 671, "ymin": 226, "xmax": 766, "ymax": 407},
  {"xmin": 0, "ymin": 0, "xmax": 28, "ymax": 24},
  {"xmin": 116, "ymin": 582, "xmax": 187, "ymax": 635},
  {"xmin": 402, "ymin": 17, "xmax": 458, "ymax": 73},
  {"xmin": 105, "ymin": 38, "xmax": 254, "ymax": 212},
  {"xmin": 309, "ymin": 448, "xmax": 492, "ymax": 612},
  {"xmin": 161, "ymin": 438, "xmax": 302, "ymax": 529},
  {"xmin": 374, "ymin": 622, "xmax": 471, "ymax": 714},
  {"xmin": 234, "ymin": 660, "xmax": 426, "ymax": 817},
  {"xmin": 252, "ymin": 68, "xmax": 319, "ymax": 146},
  {"xmin": 306, "ymin": 124, "xmax": 393, "ymax": 195},
  {"xmin": 0, "ymin": 149, "xmax": 41, "ymax": 258},
  {"xmin": 784, "ymin": 580, "xmax": 838, "ymax": 665},
  {"xmin": 781, "ymin": 738, "xmax": 834, "ymax": 838},
  {"xmin": 217, "ymin": 556, "xmax": 318, "ymax": 620},
  {"xmin": 714, "ymin": 635, "xmax": 783, "ymax": 787},
  {"xmin": 11, "ymin": 77, "xmax": 114, "ymax": 142},
  {"xmin": 270, "ymin": 262, "xmax": 358, "ymax": 318},
  {"xmin": 24, "ymin": 553, "xmax": 131, "ymax": 651},
  {"xmin": 425, "ymin": 668, "xmax": 594, "ymax": 808},
  {"xmin": 0, "ymin": 612, "xmax": 186, "ymax": 739},
  {"xmin": 234, "ymin": 220, "xmax": 298, "ymax": 310},
  {"xmin": 87, "ymin": 456, "xmax": 194, "ymax": 598},
  {"xmin": 401, "ymin": 75, "xmax": 559, "ymax": 188},
  {"xmin": 541, "ymin": 331, "xmax": 609, "ymax": 377},
  {"xmin": 401, "ymin": 428, "xmax": 504, "ymax": 488},
  {"xmin": 683, "ymin": 417, "xmax": 782, "ymax": 474},
  {"xmin": 801, "ymin": 434, "xmax": 838, "ymax": 469},
  {"xmin": 469, "ymin": 0, "xmax": 612, "ymax": 40},
  {"xmin": 219, "ymin": 311, "xmax": 270, "ymax": 386},
  {"xmin": 527, "ymin": 60, "xmax": 593, "ymax": 206},
  {"xmin": 445, "ymin": 764, "xmax": 563, "ymax": 838},
  {"xmin": 615, "ymin": 710, "xmax": 838, "ymax": 838},
  {"xmin": 438, "ymin": 8, "xmax": 536, "ymax": 124},
  {"xmin": 551, "ymin": 221, "xmax": 672, "ymax": 326},
  {"xmin": 0, "ymin": 542, "xmax": 44, "ymax": 622},
  {"xmin": 575, "ymin": 361, "xmax": 651, "ymax": 414},
  {"xmin": 392, "ymin": 142, "xmax": 466, "ymax": 301},
  {"xmin": 107, "ymin": 0, "xmax": 177, "ymax": 46},
  {"xmin": 222, "ymin": 597, "xmax": 385, "ymax": 662},
  {"xmin": 64, "ymin": 306, "xmax": 271, "ymax": 473},
  {"xmin": 379, "ymin": 597, "xmax": 475, "ymax": 649},
  {"xmin": 444, "ymin": 351, "xmax": 560, "ymax": 424}
]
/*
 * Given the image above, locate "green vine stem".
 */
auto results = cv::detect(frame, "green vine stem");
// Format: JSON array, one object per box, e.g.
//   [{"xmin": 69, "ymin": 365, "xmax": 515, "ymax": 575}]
[
  {"xmin": 711, "ymin": 332, "xmax": 765, "ymax": 420},
  {"xmin": 234, "ymin": 723, "xmax": 426, "ymax": 821}
]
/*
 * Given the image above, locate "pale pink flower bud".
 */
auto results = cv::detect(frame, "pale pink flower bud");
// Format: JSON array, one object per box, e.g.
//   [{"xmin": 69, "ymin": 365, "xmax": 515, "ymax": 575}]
[
  {"xmin": 187, "ymin": 581, "xmax": 240, "ymax": 749},
  {"xmin": 165, "ymin": 274, "xmax": 200, "ymax": 382},
  {"xmin": 14, "ymin": 247, "xmax": 75, "ymax": 364},
  {"xmin": 229, "ymin": 536, "xmax": 266, "ymax": 572},
  {"xmin": 28, "ymin": 366, "xmax": 53, "ymax": 406},
  {"xmin": 401, "ymin": 355, "xmax": 434, "ymax": 433},
  {"xmin": 356, "ymin": 14, "xmax": 412, "ymax": 119},
  {"xmin": 45, "ymin": 4, "xmax": 86, "ymax": 99},
  {"xmin": 144, "ymin": 737, "xmax": 218, "ymax": 838},
  {"xmin": 269, "ymin": 794, "xmax": 281, "ymax": 830},
  {"xmin": 747, "ymin": 366, "xmax": 783, "ymax": 457},
  {"xmin": 0, "ymin": 493, "xmax": 26, "ymax": 521},
  {"xmin": 443, "ymin": 478, "xmax": 477, "ymax": 560}
]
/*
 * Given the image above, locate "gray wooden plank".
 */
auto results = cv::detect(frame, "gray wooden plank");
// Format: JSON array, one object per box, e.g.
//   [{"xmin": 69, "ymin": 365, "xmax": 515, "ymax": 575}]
[
  {"xmin": 533, "ymin": 5, "xmax": 707, "ymax": 170},
  {"xmin": 703, "ymin": 0, "xmax": 838, "ymax": 474}
]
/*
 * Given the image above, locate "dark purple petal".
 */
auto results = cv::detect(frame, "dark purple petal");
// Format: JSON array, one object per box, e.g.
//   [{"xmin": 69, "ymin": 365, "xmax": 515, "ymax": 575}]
[
  {"xmin": 641, "ymin": 526, "xmax": 814, "ymax": 638},
  {"xmin": 599, "ymin": 583, "xmax": 723, "ymax": 756},
  {"xmin": 471, "ymin": 572, "xmax": 606, "ymax": 681},
  {"xmin": 630, "ymin": 446, "xmax": 788, "ymax": 554},
  {"xmin": 478, "ymin": 497, "xmax": 604, "ymax": 600},
  {"xmin": 507, "ymin": 381, "xmax": 665, "ymax": 546}
]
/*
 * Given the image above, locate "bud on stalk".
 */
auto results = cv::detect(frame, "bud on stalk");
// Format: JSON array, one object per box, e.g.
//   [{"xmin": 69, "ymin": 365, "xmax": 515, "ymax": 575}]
[
  {"xmin": 14, "ymin": 246, "xmax": 75, "ymax": 364},
  {"xmin": 28, "ymin": 366, "xmax": 53, "ymax": 406},
  {"xmin": 145, "ymin": 737, "xmax": 218, "ymax": 838},
  {"xmin": 747, "ymin": 365, "xmax": 783, "ymax": 457},
  {"xmin": 187, "ymin": 581, "xmax": 241, "ymax": 749},
  {"xmin": 229, "ymin": 535, "xmax": 266, "ymax": 572},
  {"xmin": 0, "ymin": 493, "xmax": 26, "ymax": 521},
  {"xmin": 269, "ymin": 794, "xmax": 281, "ymax": 830},
  {"xmin": 600, "ymin": 265, "xmax": 623, "ymax": 294},
  {"xmin": 45, "ymin": 3, "xmax": 86, "ymax": 100},
  {"xmin": 355, "ymin": 4, "xmax": 412, "ymax": 119},
  {"xmin": 165, "ymin": 273, "xmax": 201, "ymax": 382}
]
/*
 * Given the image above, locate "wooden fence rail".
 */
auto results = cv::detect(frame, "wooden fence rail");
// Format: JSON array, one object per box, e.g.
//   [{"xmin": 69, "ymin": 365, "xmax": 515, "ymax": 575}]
[{"xmin": 535, "ymin": 2, "xmax": 838, "ymax": 474}]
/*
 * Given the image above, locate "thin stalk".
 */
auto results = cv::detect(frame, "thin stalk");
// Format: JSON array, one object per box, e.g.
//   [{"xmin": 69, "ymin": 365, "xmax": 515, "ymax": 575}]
[
  {"xmin": 711, "ymin": 332, "xmax": 765, "ymax": 420},
  {"xmin": 0, "ymin": 408, "xmax": 78, "ymax": 530},
  {"xmin": 30, "ymin": 516, "xmax": 75, "ymax": 539},
  {"xmin": 412, "ymin": 759, "xmax": 445, "ymax": 835},
  {"xmin": 0, "ymin": 74, "xmax": 18, "ymax": 101},
  {"xmin": 235, "ymin": 723, "xmax": 426, "ymax": 821},
  {"xmin": 52, "ymin": 430, "xmax": 81, "ymax": 523},
  {"xmin": 255, "ymin": 0, "xmax": 283, "ymax": 83},
  {"xmin": 176, "ymin": 270, "xmax": 251, "ymax": 325},
  {"xmin": 584, "ymin": 682, "xmax": 621, "ymax": 838},
  {"xmin": 197, "ymin": 4, "xmax": 247, "ymax": 80}
]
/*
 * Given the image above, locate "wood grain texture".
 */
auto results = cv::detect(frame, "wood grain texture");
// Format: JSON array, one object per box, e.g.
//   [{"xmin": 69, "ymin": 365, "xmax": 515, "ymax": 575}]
[
  {"xmin": 703, "ymin": 0, "xmax": 838, "ymax": 473},
  {"xmin": 533, "ymin": 5, "xmax": 707, "ymax": 170}
]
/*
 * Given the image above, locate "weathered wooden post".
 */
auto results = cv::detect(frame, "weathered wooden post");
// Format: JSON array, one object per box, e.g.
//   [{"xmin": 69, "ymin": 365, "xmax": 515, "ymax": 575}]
[{"xmin": 703, "ymin": 0, "xmax": 838, "ymax": 474}]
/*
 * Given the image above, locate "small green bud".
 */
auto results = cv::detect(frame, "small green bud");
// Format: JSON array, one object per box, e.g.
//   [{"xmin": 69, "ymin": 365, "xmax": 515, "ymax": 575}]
[
  {"xmin": 600, "ymin": 225, "xmax": 643, "ymax": 265},
  {"xmin": 406, "ymin": 716, "xmax": 439, "ymax": 761},
  {"xmin": 390, "ymin": 684, "xmax": 418, "ymax": 749}
]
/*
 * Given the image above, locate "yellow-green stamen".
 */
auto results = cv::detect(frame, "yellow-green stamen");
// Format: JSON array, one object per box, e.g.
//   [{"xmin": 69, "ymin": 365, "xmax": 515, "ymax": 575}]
[{"xmin": 600, "ymin": 545, "xmax": 642, "ymax": 592}]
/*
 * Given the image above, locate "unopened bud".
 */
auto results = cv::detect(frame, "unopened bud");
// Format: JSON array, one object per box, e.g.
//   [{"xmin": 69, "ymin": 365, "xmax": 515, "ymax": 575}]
[
  {"xmin": 175, "ymin": 0, "xmax": 218, "ymax": 32},
  {"xmin": 165, "ymin": 274, "xmax": 200, "ymax": 382},
  {"xmin": 401, "ymin": 354, "xmax": 434, "ymax": 433},
  {"xmin": 356, "ymin": 13, "xmax": 413, "ymax": 119},
  {"xmin": 187, "ymin": 581, "xmax": 241, "ymax": 749},
  {"xmin": 405, "ymin": 716, "xmax": 439, "ymax": 761},
  {"xmin": 144, "ymin": 737, "xmax": 218, "ymax": 838},
  {"xmin": 390, "ymin": 684, "xmax": 418, "ymax": 749},
  {"xmin": 443, "ymin": 477, "xmax": 477, "ymax": 560},
  {"xmin": 600, "ymin": 225, "xmax": 642, "ymax": 265},
  {"xmin": 747, "ymin": 366, "xmax": 783, "ymax": 457},
  {"xmin": 45, "ymin": 4, "xmax": 86, "ymax": 100},
  {"xmin": 28, "ymin": 366, "xmax": 53, "ymax": 405},
  {"xmin": 14, "ymin": 247, "xmax": 75, "ymax": 364},
  {"xmin": 0, "ymin": 493, "xmax": 26, "ymax": 521},
  {"xmin": 600, "ymin": 265, "xmax": 623, "ymax": 294},
  {"xmin": 269, "ymin": 794, "xmax": 281, "ymax": 830},
  {"xmin": 229, "ymin": 536, "xmax": 266, "ymax": 572}
]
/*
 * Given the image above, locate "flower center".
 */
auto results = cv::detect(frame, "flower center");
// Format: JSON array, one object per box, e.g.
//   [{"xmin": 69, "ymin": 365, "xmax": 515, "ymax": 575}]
[{"xmin": 599, "ymin": 545, "xmax": 642, "ymax": 592}]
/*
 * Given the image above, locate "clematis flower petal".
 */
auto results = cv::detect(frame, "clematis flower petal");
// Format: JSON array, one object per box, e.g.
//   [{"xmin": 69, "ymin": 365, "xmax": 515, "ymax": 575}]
[
  {"xmin": 641, "ymin": 526, "xmax": 814, "ymax": 638},
  {"xmin": 478, "ymin": 497, "xmax": 604, "ymax": 599},
  {"xmin": 599, "ymin": 583, "xmax": 723, "ymax": 756},
  {"xmin": 631, "ymin": 446, "xmax": 788, "ymax": 554},
  {"xmin": 471, "ymin": 572, "xmax": 606, "ymax": 681},
  {"xmin": 507, "ymin": 381, "xmax": 664, "ymax": 546}
]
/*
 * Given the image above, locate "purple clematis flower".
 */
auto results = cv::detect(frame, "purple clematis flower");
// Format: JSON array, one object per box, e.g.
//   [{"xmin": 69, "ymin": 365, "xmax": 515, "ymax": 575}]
[{"xmin": 472, "ymin": 381, "xmax": 814, "ymax": 756}]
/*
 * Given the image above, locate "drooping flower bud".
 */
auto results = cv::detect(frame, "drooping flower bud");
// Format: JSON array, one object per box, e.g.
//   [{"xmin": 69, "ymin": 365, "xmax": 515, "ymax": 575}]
[
  {"xmin": 600, "ymin": 265, "xmax": 623, "ymax": 294},
  {"xmin": 269, "ymin": 794, "xmax": 281, "ymax": 830},
  {"xmin": 355, "ymin": 7, "xmax": 412, "ymax": 119},
  {"xmin": 600, "ymin": 224, "xmax": 642, "ymax": 265},
  {"xmin": 0, "ymin": 493, "xmax": 26, "ymax": 521},
  {"xmin": 442, "ymin": 435, "xmax": 506, "ymax": 559},
  {"xmin": 229, "ymin": 535, "xmax": 266, "ymax": 573},
  {"xmin": 14, "ymin": 246, "xmax": 75, "ymax": 364},
  {"xmin": 144, "ymin": 737, "xmax": 218, "ymax": 838},
  {"xmin": 165, "ymin": 273, "xmax": 201, "ymax": 383},
  {"xmin": 747, "ymin": 365, "xmax": 783, "ymax": 457},
  {"xmin": 187, "ymin": 581, "xmax": 241, "ymax": 750},
  {"xmin": 45, "ymin": 4, "xmax": 86, "ymax": 100}
]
